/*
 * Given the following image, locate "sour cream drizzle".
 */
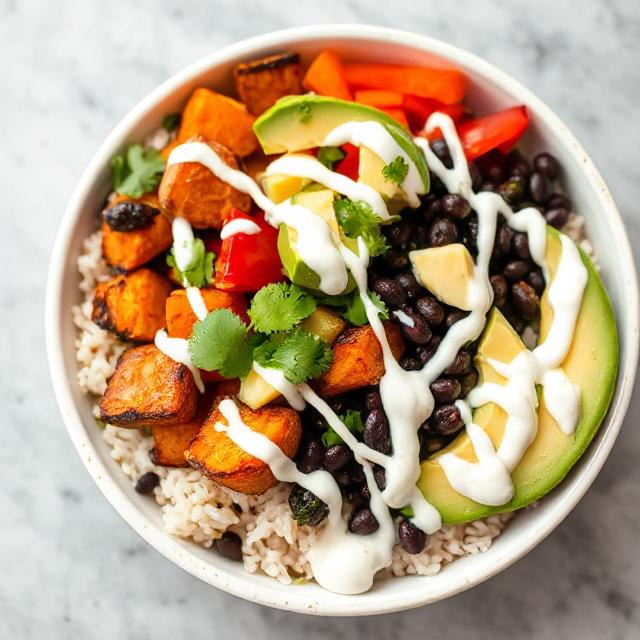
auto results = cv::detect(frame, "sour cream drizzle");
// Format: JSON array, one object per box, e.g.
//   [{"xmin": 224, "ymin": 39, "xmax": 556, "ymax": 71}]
[
  {"xmin": 164, "ymin": 115, "xmax": 586, "ymax": 594},
  {"xmin": 220, "ymin": 218, "xmax": 261, "ymax": 239}
]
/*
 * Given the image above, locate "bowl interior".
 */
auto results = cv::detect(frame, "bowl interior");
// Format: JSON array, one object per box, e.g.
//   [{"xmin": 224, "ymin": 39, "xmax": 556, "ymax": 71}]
[{"xmin": 47, "ymin": 26, "xmax": 638, "ymax": 616}]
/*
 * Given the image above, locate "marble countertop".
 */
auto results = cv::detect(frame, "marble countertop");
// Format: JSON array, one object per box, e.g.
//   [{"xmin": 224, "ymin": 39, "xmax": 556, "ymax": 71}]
[{"xmin": 3, "ymin": 0, "xmax": 639, "ymax": 637}]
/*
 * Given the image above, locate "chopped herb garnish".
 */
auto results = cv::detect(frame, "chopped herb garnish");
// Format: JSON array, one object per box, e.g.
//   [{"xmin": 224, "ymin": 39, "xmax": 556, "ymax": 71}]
[
  {"xmin": 110, "ymin": 144, "xmax": 165, "ymax": 198},
  {"xmin": 248, "ymin": 283, "xmax": 316, "ymax": 334},
  {"xmin": 317, "ymin": 146, "xmax": 345, "ymax": 170},
  {"xmin": 322, "ymin": 409, "xmax": 364, "ymax": 447},
  {"xmin": 166, "ymin": 238, "xmax": 215, "ymax": 288},
  {"xmin": 162, "ymin": 113, "xmax": 181, "ymax": 132},
  {"xmin": 311, "ymin": 290, "xmax": 388, "ymax": 327},
  {"xmin": 297, "ymin": 100, "xmax": 312, "ymax": 124},
  {"xmin": 382, "ymin": 155, "xmax": 409, "ymax": 185},
  {"xmin": 333, "ymin": 198, "xmax": 389, "ymax": 257}
]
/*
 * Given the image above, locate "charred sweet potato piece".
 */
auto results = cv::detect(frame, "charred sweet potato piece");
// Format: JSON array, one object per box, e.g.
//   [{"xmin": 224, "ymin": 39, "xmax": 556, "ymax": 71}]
[
  {"xmin": 100, "ymin": 344, "xmax": 198, "ymax": 428},
  {"xmin": 210, "ymin": 378, "xmax": 241, "ymax": 398},
  {"xmin": 185, "ymin": 400, "xmax": 301, "ymax": 494},
  {"xmin": 165, "ymin": 288, "xmax": 249, "ymax": 339},
  {"xmin": 234, "ymin": 52, "xmax": 303, "ymax": 116},
  {"xmin": 92, "ymin": 269, "xmax": 172, "ymax": 342},
  {"xmin": 242, "ymin": 150, "xmax": 275, "ymax": 182},
  {"xmin": 313, "ymin": 323, "xmax": 406, "ymax": 397},
  {"xmin": 101, "ymin": 194, "xmax": 172, "ymax": 271},
  {"xmin": 177, "ymin": 87, "xmax": 257, "ymax": 157},
  {"xmin": 159, "ymin": 135, "xmax": 252, "ymax": 229}
]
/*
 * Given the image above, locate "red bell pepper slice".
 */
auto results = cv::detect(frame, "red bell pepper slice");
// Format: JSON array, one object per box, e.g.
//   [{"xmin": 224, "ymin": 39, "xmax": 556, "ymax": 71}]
[
  {"xmin": 214, "ymin": 209, "xmax": 284, "ymax": 292},
  {"xmin": 457, "ymin": 106, "xmax": 529, "ymax": 160},
  {"xmin": 403, "ymin": 95, "xmax": 465, "ymax": 131},
  {"xmin": 334, "ymin": 143, "xmax": 360, "ymax": 181}
]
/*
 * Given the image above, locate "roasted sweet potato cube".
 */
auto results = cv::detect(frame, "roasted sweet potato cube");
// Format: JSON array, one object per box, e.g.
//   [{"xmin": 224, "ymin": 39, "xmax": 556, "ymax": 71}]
[
  {"xmin": 165, "ymin": 288, "xmax": 249, "ymax": 339},
  {"xmin": 92, "ymin": 268, "xmax": 172, "ymax": 342},
  {"xmin": 159, "ymin": 135, "xmax": 252, "ymax": 229},
  {"xmin": 185, "ymin": 401, "xmax": 301, "ymax": 494},
  {"xmin": 101, "ymin": 195, "xmax": 172, "ymax": 271},
  {"xmin": 234, "ymin": 52, "xmax": 303, "ymax": 116},
  {"xmin": 100, "ymin": 344, "xmax": 198, "ymax": 428},
  {"xmin": 177, "ymin": 87, "xmax": 257, "ymax": 157},
  {"xmin": 313, "ymin": 323, "xmax": 406, "ymax": 397}
]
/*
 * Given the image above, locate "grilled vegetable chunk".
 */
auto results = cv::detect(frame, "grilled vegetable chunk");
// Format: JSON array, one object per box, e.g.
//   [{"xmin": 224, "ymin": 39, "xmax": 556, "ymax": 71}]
[
  {"xmin": 100, "ymin": 345, "xmax": 198, "ymax": 428},
  {"xmin": 101, "ymin": 195, "xmax": 172, "ymax": 271},
  {"xmin": 177, "ymin": 87, "xmax": 257, "ymax": 157},
  {"xmin": 186, "ymin": 401, "xmax": 301, "ymax": 494},
  {"xmin": 313, "ymin": 324, "xmax": 405, "ymax": 397},
  {"xmin": 92, "ymin": 269, "xmax": 172, "ymax": 342},
  {"xmin": 234, "ymin": 52, "xmax": 303, "ymax": 116},
  {"xmin": 159, "ymin": 135, "xmax": 252, "ymax": 229}
]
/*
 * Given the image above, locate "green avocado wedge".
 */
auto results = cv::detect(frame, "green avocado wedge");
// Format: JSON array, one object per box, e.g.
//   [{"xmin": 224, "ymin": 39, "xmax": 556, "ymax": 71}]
[
  {"xmin": 253, "ymin": 94, "xmax": 430, "ymax": 193},
  {"xmin": 418, "ymin": 226, "xmax": 618, "ymax": 524}
]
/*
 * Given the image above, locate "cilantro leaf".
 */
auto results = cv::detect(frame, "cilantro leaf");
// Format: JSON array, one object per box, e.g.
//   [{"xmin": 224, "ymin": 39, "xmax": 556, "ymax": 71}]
[
  {"xmin": 253, "ymin": 328, "xmax": 333, "ymax": 384},
  {"xmin": 248, "ymin": 283, "xmax": 316, "ymax": 334},
  {"xmin": 166, "ymin": 238, "xmax": 215, "ymax": 288},
  {"xmin": 322, "ymin": 409, "xmax": 364, "ymax": 447},
  {"xmin": 333, "ymin": 198, "xmax": 390, "ymax": 257},
  {"xmin": 311, "ymin": 290, "xmax": 389, "ymax": 326},
  {"xmin": 188, "ymin": 309, "xmax": 255, "ymax": 379},
  {"xmin": 110, "ymin": 144, "xmax": 165, "ymax": 198},
  {"xmin": 317, "ymin": 146, "xmax": 345, "ymax": 170},
  {"xmin": 162, "ymin": 113, "xmax": 181, "ymax": 132},
  {"xmin": 297, "ymin": 100, "xmax": 312, "ymax": 124},
  {"xmin": 382, "ymin": 156, "xmax": 409, "ymax": 185},
  {"xmin": 399, "ymin": 506, "xmax": 414, "ymax": 518}
]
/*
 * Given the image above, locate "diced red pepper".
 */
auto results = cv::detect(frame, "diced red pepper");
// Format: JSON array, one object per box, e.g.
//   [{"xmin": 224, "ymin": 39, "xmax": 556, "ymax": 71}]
[
  {"xmin": 214, "ymin": 209, "xmax": 284, "ymax": 292},
  {"xmin": 457, "ymin": 106, "xmax": 529, "ymax": 160},
  {"xmin": 403, "ymin": 95, "xmax": 465, "ymax": 131},
  {"xmin": 334, "ymin": 143, "xmax": 360, "ymax": 181},
  {"xmin": 379, "ymin": 107, "xmax": 410, "ymax": 129}
]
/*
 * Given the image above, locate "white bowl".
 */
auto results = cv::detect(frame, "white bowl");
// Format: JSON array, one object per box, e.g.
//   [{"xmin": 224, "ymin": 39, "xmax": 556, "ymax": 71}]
[{"xmin": 46, "ymin": 25, "xmax": 639, "ymax": 616}]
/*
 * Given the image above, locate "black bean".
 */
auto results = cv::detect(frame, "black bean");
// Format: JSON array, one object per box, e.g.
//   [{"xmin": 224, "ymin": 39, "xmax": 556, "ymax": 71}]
[
  {"xmin": 526, "ymin": 270, "xmax": 545, "ymax": 295},
  {"xmin": 468, "ymin": 161, "xmax": 483, "ymax": 191},
  {"xmin": 444, "ymin": 349, "xmax": 471, "ymax": 376},
  {"xmin": 400, "ymin": 355, "xmax": 422, "ymax": 371},
  {"xmin": 441, "ymin": 194, "xmax": 471, "ymax": 220},
  {"xmin": 398, "ymin": 519, "xmax": 427, "ymax": 554},
  {"xmin": 529, "ymin": 171, "xmax": 550, "ymax": 204},
  {"xmin": 507, "ymin": 150, "xmax": 531, "ymax": 178},
  {"xmin": 547, "ymin": 192, "xmax": 571, "ymax": 211},
  {"xmin": 533, "ymin": 152, "xmax": 561, "ymax": 180},
  {"xmin": 328, "ymin": 397, "xmax": 345, "ymax": 413},
  {"xmin": 445, "ymin": 310, "xmax": 468, "ymax": 328},
  {"xmin": 383, "ymin": 249, "xmax": 409, "ymax": 271},
  {"xmin": 432, "ymin": 404, "xmax": 465, "ymax": 435},
  {"xmin": 510, "ymin": 281, "xmax": 540, "ymax": 320},
  {"xmin": 431, "ymin": 138, "xmax": 453, "ymax": 169},
  {"xmin": 395, "ymin": 272, "xmax": 421, "ymax": 299},
  {"xmin": 497, "ymin": 176, "xmax": 526, "ymax": 205},
  {"xmin": 490, "ymin": 274, "xmax": 508, "ymax": 305},
  {"xmin": 420, "ymin": 433, "xmax": 449, "ymax": 458},
  {"xmin": 416, "ymin": 335, "xmax": 442, "ymax": 364},
  {"xmin": 480, "ymin": 181, "xmax": 496, "ymax": 192},
  {"xmin": 413, "ymin": 223, "xmax": 429, "ymax": 248},
  {"xmin": 288, "ymin": 485, "xmax": 329, "ymax": 526},
  {"xmin": 545, "ymin": 207, "xmax": 569, "ymax": 229},
  {"xmin": 373, "ymin": 277, "xmax": 407, "ymax": 308},
  {"xmin": 459, "ymin": 369, "xmax": 479, "ymax": 397},
  {"xmin": 365, "ymin": 389, "xmax": 382, "ymax": 411},
  {"xmin": 384, "ymin": 220, "xmax": 411, "ymax": 247},
  {"xmin": 429, "ymin": 218, "xmax": 458, "ymax": 247},
  {"xmin": 512, "ymin": 232, "xmax": 531, "ymax": 260},
  {"xmin": 503, "ymin": 260, "xmax": 531, "ymax": 281},
  {"xmin": 104, "ymin": 201, "xmax": 158, "ymax": 232},
  {"xmin": 515, "ymin": 200, "xmax": 544, "ymax": 213},
  {"xmin": 477, "ymin": 150, "xmax": 507, "ymax": 184},
  {"xmin": 135, "ymin": 471, "xmax": 160, "ymax": 494},
  {"xmin": 349, "ymin": 508, "xmax": 379, "ymax": 535},
  {"xmin": 298, "ymin": 439, "xmax": 326, "ymax": 474},
  {"xmin": 430, "ymin": 378, "xmax": 461, "ymax": 403},
  {"xmin": 425, "ymin": 196, "xmax": 442, "ymax": 220},
  {"xmin": 303, "ymin": 409, "xmax": 327, "ymax": 434},
  {"xmin": 215, "ymin": 532, "xmax": 243, "ymax": 561},
  {"xmin": 323, "ymin": 444, "xmax": 352, "ymax": 472},
  {"xmin": 494, "ymin": 224, "xmax": 514, "ymax": 257},
  {"xmin": 373, "ymin": 465, "xmax": 386, "ymax": 490},
  {"xmin": 463, "ymin": 216, "xmax": 479, "ymax": 248},
  {"xmin": 399, "ymin": 308, "xmax": 432, "ymax": 344},
  {"xmin": 364, "ymin": 409, "xmax": 391, "ymax": 454},
  {"xmin": 416, "ymin": 296, "xmax": 445, "ymax": 326}
]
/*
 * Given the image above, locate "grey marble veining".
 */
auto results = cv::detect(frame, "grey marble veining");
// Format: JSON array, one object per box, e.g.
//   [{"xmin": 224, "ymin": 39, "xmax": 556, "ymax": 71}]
[{"xmin": 1, "ymin": 0, "xmax": 639, "ymax": 638}]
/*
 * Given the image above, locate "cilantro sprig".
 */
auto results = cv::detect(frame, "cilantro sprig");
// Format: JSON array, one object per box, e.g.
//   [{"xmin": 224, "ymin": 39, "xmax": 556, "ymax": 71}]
[
  {"xmin": 253, "ymin": 329, "xmax": 333, "ymax": 384},
  {"xmin": 322, "ymin": 409, "xmax": 364, "ymax": 447},
  {"xmin": 166, "ymin": 238, "xmax": 215, "ymax": 288},
  {"xmin": 110, "ymin": 144, "xmax": 165, "ymax": 198},
  {"xmin": 312, "ymin": 290, "xmax": 389, "ymax": 326},
  {"xmin": 382, "ymin": 156, "xmax": 409, "ymax": 185},
  {"xmin": 248, "ymin": 283, "xmax": 316, "ymax": 334},
  {"xmin": 317, "ymin": 146, "xmax": 345, "ymax": 170},
  {"xmin": 333, "ymin": 198, "xmax": 389, "ymax": 257}
]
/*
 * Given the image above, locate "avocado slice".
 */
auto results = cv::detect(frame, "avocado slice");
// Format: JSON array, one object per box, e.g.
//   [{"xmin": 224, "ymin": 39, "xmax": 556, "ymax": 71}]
[
  {"xmin": 253, "ymin": 95, "xmax": 430, "ymax": 193},
  {"xmin": 418, "ymin": 227, "xmax": 618, "ymax": 524},
  {"xmin": 277, "ymin": 188, "xmax": 356, "ymax": 294}
]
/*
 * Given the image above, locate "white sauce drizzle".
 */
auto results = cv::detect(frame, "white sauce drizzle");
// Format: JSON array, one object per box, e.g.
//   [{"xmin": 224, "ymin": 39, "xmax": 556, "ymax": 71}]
[
  {"xmin": 393, "ymin": 309, "xmax": 415, "ymax": 327},
  {"xmin": 154, "ymin": 329, "xmax": 204, "ymax": 393},
  {"xmin": 220, "ymin": 218, "xmax": 261, "ymax": 239},
  {"xmin": 165, "ymin": 115, "xmax": 587, "ymax": 594},
  {"xmin": 171, "ymin": 217, "xmax": 197, "ymax": 275},
  {"xmin": 186, "ymin": 286, "xmax": 208, "ymax": 321}
]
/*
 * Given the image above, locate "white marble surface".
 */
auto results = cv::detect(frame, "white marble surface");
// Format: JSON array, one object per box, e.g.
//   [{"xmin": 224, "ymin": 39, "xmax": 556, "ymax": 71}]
[{"xmin": 2, "ymin": 0, "xmax": 639, "ymax": 637}]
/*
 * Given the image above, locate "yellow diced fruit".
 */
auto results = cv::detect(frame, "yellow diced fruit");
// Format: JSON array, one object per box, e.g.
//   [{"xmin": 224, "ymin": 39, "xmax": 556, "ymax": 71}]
[
  {"xmin": 409, "ymin": 243, "xmax": 475, "ymax": 311},
  {"xmin": 358, "ymin": 146, "xmax": 408, "ymax": 213},
  {"xmin": 262, "ymin": 174, "xmax": 309, "ymax": 203},
  {"xmin": 238, "ymin": 367, "xmax": 282, "ymax": 410}
]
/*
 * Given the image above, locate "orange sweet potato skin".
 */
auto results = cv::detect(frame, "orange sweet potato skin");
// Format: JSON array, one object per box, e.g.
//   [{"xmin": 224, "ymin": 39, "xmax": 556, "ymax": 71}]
[
  {"xmin": 158, "ymin": 136, "xmax": 252, "ymax": 229},
  {"xmin": 100, "ymin": 345, "xmax": 198, "ymax": 428},
  {"xmin": 92, "ymin": 268, "xmax": 172, "ymax": 342},
  {"xmin": 234, "ymin": 52, "xmax": 303, "ymax": 116},
  {"xmin": 313, "ymin": 323, "xmax": 406, "ymax": 397},
  {"xmin": 165, "ymin": 288, "xmax": 249, "ymax": 339},
  {"xmin": 177, "ymin": 87, "xmax": 257, "ymax": 157},
  {"xmin": 101, "ymin": 194, "xmax": 172, "ymax": 271},
  {"xmin": 185, "ymin": 401, "xmax": 301, "ymax": 495}
]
